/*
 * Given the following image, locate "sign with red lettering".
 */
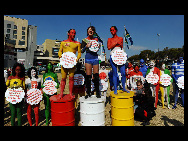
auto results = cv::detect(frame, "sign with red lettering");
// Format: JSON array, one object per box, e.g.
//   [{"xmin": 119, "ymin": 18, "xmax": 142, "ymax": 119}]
[
  {"xmin": 26, "ymin": 88, "xmax": 42, "ymax": 105},
  {"xmin": 5, "ymin": 88, "xmax": 25, "ymax": 104},
  {"xmin": 43, "ymin": 80, "xmax": 57, "ymax": 95},
  {"xmin": 99, "ymin": 79, "xmax": 108, "ymax": 92},
  {"xmin": 74, "ymin": 74, "xmax": 85, "ymax": 86},
  {"xmin": 146, "ymin": 72, "xmax": 159, "ymax": 85},
  {"xmin": 89, "ymin": 40, "xmax": 100, "ymax": 52},
  {"xmin": 177, "ymin": 76, "xmax": 184, "ymax": 89},
  {"xmin": 60, "ymin": 52, "xmax": 77, "ymax": 68},
  {"xmin": 111, "ymin": 49, "xmax": 127, "ymax": 65},
  {"xmin": 160, "ymin": 74, "xmax": 172, "ymax": 87}
]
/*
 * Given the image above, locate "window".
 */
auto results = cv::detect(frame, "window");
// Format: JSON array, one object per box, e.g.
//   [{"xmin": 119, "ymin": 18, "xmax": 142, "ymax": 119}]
[
  {"xmin": 7, "ymin": 24, "xmax": 11, "ymax": 28},
  {"xmin": 22, "ymin": 31, "xmax": 25, "ymax": 35},
  {"xmin": 13, "ymin": 35, "xmax": 17, "ymax": 39},
  {"xmin": 13, "ymin": 30, "xmax": 17, "ymax": 34},
  {"xmin": 7, "ymin": 29, "xmax": 10, "ymax": 33},
  {"xmin": 6, "ymin": 34, "xmax": 10, "ymax": 39},
  {"xmin": 18, "ymin": 40, "xmax": 25, "ymax": 45},
  {"xmin": 22, "ymin": 36, "xmax": 25, "ymax": 40},
  {"xmin": 14, "ymin": 25, "xmax": 17, "ymax": 29},
  {"xmin": 22, "ymin": 27, "xmax": 26, "ymax": 30}
]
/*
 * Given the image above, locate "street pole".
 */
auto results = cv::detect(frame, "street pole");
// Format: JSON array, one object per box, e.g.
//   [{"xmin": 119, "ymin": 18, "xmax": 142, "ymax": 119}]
[{"xmin": 157, "ymin": 33, "xmax": 160, "ymax": 59}]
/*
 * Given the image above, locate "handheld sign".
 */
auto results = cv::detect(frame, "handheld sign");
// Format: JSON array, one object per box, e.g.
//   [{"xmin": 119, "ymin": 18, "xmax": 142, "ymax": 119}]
[
  {"xmin": 5, "ymin": 87, "xmax": 25, "ymax": 104},
  {"xmin": 74, "ymin": 74, "xmax": 85, "ymax": 86},
  {"xmin": 89, "ymin": 40, "xmax": 100, "ymax": 52},
  {"xmin": 111, "ymin": 49, "xmax": 127, "ymax": 65},
  {"xmin": 43, "ymin": 80, "xmax": 57, "ymax": 95},
  {"xmin": 27, "ymin": 88, "xmax": 43, "ymax": 105},
  {"xmin": 160, "ymin": 74, "xmax": 172, "ymax": 87},
  {"xmin": 60, "ymin": 52, "xmax": 77, "ymax": 68},
  {"xmin": 177, "ymin": 76, "xmax": 184, "ymax": 89},
  {"xmin": 146, "ymin": 72, "xmax": 159, "ymax": 85}
]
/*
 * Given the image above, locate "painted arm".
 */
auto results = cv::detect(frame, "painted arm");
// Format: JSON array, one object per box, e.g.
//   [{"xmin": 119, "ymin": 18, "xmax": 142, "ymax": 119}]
[
  {"xmin": 58, "ymin": 42, "xmax": 63, "ymax": 58},
  {"xmin": 77, "ymin": 43, "xmax": 81, "ymax": 61}
]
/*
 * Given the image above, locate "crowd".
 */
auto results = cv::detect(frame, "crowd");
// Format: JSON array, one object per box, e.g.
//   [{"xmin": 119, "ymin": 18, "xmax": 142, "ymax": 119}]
[{"xmin": 4, "ymin": 25, "xmax": 184, "ymax": 126}]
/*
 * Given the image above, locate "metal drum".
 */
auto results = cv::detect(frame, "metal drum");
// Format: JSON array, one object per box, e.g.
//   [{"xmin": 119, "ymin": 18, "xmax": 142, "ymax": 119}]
[
  {"xmin": 110, "ymin": 90, "xmax": 134, "ymax": 126},
  {"xmin": 51, "ymin": 94, "xmax": 75, "ymax": 126},
  {"xmin": 79, "ymin": 95, "xmax": 105, "ymax": 126}
]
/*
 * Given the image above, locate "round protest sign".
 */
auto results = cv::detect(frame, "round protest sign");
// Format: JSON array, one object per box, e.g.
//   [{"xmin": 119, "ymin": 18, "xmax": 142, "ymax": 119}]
[
  {"xmin": 146, "ymin": 72, "xmax": 159, "ymax": 85},
  {"xmin": 111, "ymin": 49, "xmax": 127, "ymax": 65},
  {"xmin": 60, "ymin": 52, "xmax": 77, "ymax": 68},
  {"xmin": 160, "ymin": 74, "xmax": 172, "ymax": 87},
  {"xmin": 177, "ymin": 76, "xmax": 184, "ymax": 89},
  {"xmin": 89, "ymin": 40, "xmax": 100, "ymax": 52},
  {"xmin": 74, "ymin": 74, "xmax": 85, "ymax": 86},
  {"xmin": 27, "ymin": 88, "xmax": 43, "ymax": 105},
  {"xmin": 43, "ymin": 80, "xmax": 57, "ymax": 95},
  {"xmin": 5, "ymin": 87, "xmax": 25, "ymax": 104},
  {"xmin": 99, "ymin": 79, "xmax": 108, "ymax": 92}
]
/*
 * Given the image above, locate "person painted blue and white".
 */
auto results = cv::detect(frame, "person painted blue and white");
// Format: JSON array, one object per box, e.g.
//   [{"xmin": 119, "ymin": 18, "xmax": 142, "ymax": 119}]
[
  {"xmin": 139, "ymin": 59, "xmax": 148, "ymax": 78},
  {"xmin": 171, "ymin": 57, "xmax": 184, "ymax": 109}
]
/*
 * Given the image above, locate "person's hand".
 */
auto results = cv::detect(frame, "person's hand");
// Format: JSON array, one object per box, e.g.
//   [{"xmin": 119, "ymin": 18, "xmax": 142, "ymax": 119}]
[{"xmin": 86, "ymin": 42, "xmax": 91, "ymax": 48}]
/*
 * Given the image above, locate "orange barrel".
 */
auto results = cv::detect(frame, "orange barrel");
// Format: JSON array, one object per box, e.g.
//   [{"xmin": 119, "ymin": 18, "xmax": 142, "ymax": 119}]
[
  {"xmin": 110, "ymin": 90, "xmax": 134, "ymax": 126},
  {"xmin": 50, "ymin": 94, "xmax": 75, "ymax": 126}
]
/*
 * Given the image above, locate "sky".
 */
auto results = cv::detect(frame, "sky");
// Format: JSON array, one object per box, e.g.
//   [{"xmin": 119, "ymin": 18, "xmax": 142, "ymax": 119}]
[{"xmin": 5, "ymin": 15, "xmax": 184, "ymax": 59}]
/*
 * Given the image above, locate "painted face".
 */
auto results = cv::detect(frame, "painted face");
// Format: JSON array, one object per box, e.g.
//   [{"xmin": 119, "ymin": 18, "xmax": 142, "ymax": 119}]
[
  {"xmin": 31, "ymin": 69, "xmax": 36, "ymax": 78},
  {"xmin": 110, "ymin": 27, "xmax": 117, "ymax": 36},
  {"xmin": 135, "ymin": 66, "xmax": 139, "ymax": 73},
  {"xmin": 68, "ymin": 29, "xmax": 76, "ymax": 39},
  {"xmin": 15, "ymin": 66, "xmax": 21, "ymax": 76},
  {"xmin": 88, "ymin": 27, "xmax": 94, "ymax": 36},
  {"xmin": 179, "ymin": 57, "xmax": 183, "ymax": 63},
  {"xmin": 140, "ymin": 59, "xmax": 145, "ymax": 67},
  {"xmin": 162, "ymin": 64, "xmax": 165, "ymax": 70},
  {"xmin": 128, "ymin": 63, "xmax": 132, "ymax": 68},
  {"xmin": 47, "ymin": 63, "xmax": 52, "ymax": 71},
  {"xmin": 149, "ymin": 61, "xmax": 155, "ymax": 68}
]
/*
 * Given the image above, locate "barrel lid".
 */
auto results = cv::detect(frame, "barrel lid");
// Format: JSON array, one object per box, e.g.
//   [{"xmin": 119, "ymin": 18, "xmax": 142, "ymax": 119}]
[
  {"xmin": 50, "ymin": 94, "xmax": 74, "ymax": 102},
  {"xmin": 110, "ymin": 90, "xmax": 134, "ymax": 98},
  {"xmin": 79, "ymin": 95, "xmax": 105, "ymax": 104}
]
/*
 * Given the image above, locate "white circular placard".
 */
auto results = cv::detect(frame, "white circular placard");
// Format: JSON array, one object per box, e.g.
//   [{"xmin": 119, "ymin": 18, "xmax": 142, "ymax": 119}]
[
  {"xmin": 111, "ymin": 49, "xmax": 127, "ymax": 65},
  {"xmin": 89, "ymin": 40, "xmax": 100, "ymax": 52},
  {"xmin": 26, "ymin": 88, "xmax": 43, "ymax": 105},
  {"xmin": 177, "ymin": 76, "xmax": 184, "ymax": 89},
  {"xmin": 42, "ymin": 80, "xmax": 57, "ymax": 95},
  {"xmin": 5, "ymin": 87, "xmax": 25, "ymax": 104},
  {"xmin": 160, "ymin": 74, "xmax": 172, "ymax": 87},
  {"xmin": 146, "ymin": 72, "xmax": 159, "ymax": 85},
  {"xmin": 60, "ymin": 52, "xmax": 77, "ymax": 68}
]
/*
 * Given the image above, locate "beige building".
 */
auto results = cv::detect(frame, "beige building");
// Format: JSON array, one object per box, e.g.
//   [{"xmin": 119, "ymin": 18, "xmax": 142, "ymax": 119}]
[{"xmin": 4, "ymin": 16, "xmax": 28, "ymax": 49}]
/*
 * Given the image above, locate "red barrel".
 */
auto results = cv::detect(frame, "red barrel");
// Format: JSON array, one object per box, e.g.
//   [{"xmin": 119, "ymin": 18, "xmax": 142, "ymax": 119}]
[{"xmin": 50, "ymin": 94, "xmax": 75, "ymax": 126}]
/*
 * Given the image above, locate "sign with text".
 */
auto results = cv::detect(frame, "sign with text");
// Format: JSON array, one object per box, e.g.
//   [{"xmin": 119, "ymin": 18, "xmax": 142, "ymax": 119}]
[
  {"xmin": 146, "ymin": 72, "xmax": 159, "ymax": 85},
  {"xmin": 74, "ymin": 74, "xmax": 85, "ymax": 86},
  {"xmin": 89, "ymin": 40, "xmax": 100, "ymax": 52},
  {"xmin": 27, "ymin": 88, "xmax": 43, "ymax": 105},
  {"xmin": 60, "ymin": 52, "xmax": 77, "ymax": 68},
  {"xmin": 5, "ymin": 88, "xmax": 25, "ymax": 104},
  {"xmin": 177, "ymin": 76, "xmax": 184, "ymax": 89},
  {"xmin": 43, "ymin": 80, "xmax": 57, "ymax": 95},
  {"xmin": 111, "ymin": 49, "xmax": 127, "ymax": 65},
  {"xmin": 160, "ymin": 74, "xmax": 172, "ymax": 87}
]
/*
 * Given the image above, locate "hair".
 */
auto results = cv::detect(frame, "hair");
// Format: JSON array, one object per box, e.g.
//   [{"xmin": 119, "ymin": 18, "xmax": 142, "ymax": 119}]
[
  {"xmin": 110, "ymin": 26, "xmax": 118, "ymax": 32},
  {"xmin": 27, "ymin": 67, "xmax": 38, "ymax": 79},
  {"xmin": 12, "ymin": 63, "xmax": 25, "ymax": 78},
  {"xmin": 87, "ymin": 26, "xmax": 96, "ymax": 36},
  {"xmin": 45, "ymin": 62, "xmax": 54, "ymax": 73},
  {"xmin": 136, "ymin": 80, "xmax": 142, "ymax": 86}
]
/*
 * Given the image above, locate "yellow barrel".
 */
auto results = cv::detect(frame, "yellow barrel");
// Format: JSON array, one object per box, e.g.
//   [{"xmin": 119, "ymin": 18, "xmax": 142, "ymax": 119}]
[{"xmin": 110, "ymin": 90, "xmax": 134, "ymax": 126}]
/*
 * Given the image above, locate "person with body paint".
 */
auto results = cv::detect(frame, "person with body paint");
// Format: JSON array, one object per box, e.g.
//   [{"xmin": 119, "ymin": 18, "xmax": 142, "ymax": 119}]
[
  {"xmin": 25, "ymin": 67, "xmax": 42, "ymax": 126},
  {"xmin": 6, "ymin": 63, "xmax": 25, "ymax": 126},
  {"xmin": 107, "ymin": 26, "xmax": 129, "ymax": 94},
  {"xmin": 159, "ymin": 62, "xmax": 173, "ymax": 109},
  {"xmin": 139, "ymin": 59, "xmax": 148, "ymax": 78},
  {"xmin": 171, "ymin": 57, "xmax": 184, "ymax": 109}
]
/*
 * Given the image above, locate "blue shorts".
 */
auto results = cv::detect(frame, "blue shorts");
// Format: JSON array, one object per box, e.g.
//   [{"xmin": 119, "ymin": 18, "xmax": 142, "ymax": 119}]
[{"xmin": 85, "ymin": 58, "xmax": 99, "ymax": 65}]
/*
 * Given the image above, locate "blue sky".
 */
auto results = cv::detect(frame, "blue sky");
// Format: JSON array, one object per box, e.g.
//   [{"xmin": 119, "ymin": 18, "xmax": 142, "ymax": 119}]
[{"xmin": 6, "ymin": 15, "xmax": 184, "ymax": 59}]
